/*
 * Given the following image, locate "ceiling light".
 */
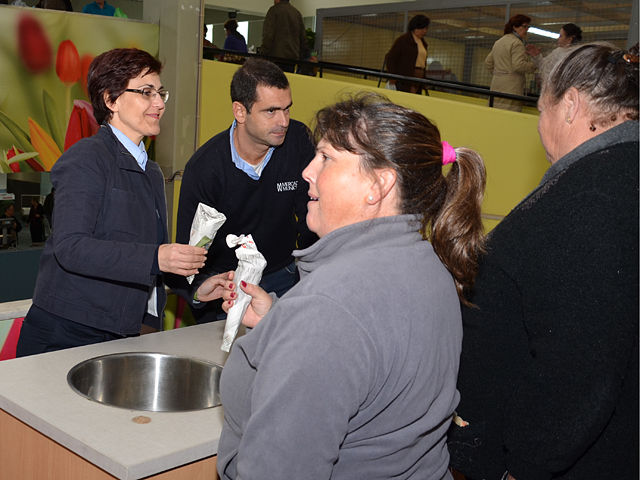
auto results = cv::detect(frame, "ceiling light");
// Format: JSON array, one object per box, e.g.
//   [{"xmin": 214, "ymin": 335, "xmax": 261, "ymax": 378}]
[{"xmin": 529, "ymin": 27, "xmax": 560, "ymax": 39}]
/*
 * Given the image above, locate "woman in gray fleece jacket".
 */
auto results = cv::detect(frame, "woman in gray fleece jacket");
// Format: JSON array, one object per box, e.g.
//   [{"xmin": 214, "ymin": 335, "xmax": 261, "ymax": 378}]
[{"xmin": 215, "ymin": 92, "xmax": 487, "ymax": 480}]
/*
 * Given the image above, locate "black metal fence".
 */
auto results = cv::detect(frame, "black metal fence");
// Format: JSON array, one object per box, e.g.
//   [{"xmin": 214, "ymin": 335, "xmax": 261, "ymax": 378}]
[{"xmin": 204, "ymin": 47, "xmax": 538, "ymax": 107}]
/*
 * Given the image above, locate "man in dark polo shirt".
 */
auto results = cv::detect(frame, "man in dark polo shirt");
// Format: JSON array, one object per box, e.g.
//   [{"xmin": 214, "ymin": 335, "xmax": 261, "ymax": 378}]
[{"xmin": 169, "ymin": 58, "xmax": 317, "ymax": 323}]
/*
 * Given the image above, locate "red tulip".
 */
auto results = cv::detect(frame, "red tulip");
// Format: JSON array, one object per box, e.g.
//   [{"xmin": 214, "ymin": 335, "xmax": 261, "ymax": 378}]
[
  {"xmin": 64, "ymin": 100, "xmax": 99, "ymax": 151},
  {"xmin": 6, "ymin": 147, "xmax": 23, "ymax": 173},
  {"xmin": 80, "ymin": 54, "xmax": 94, "ymax": 97},
  {"xmin": 56, "ymin": 40, "xmax": 81, "ymax": 85},
  {"xmin": 17, "ymin": 14, "xmax": 53, "ymax": 74},
  {"xmin": 5, "ymin": 146, "xmax": 45, "ymax": 172}
]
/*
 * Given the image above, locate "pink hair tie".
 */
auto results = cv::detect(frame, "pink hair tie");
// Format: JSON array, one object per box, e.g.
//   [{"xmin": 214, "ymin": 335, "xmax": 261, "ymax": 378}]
[{"xmin": 441, "ymin": 141, "xmax": 457, "ymax": 165}]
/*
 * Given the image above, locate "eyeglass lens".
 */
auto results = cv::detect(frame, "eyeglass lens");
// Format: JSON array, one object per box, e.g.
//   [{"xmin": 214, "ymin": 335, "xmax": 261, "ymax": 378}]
[
  {"xmin": 143, "ymin": 88, "xmax": 169, "ymax": 103},
  {"xmin": 128, "ymin": 88, "xmax": 169, "ymax": 103}
]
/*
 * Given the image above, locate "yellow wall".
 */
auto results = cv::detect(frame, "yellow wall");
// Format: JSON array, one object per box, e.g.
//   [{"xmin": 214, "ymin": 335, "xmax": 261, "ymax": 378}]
[{"xmin": 197, "ymin": 60, "xmax": 549, "ymax": 232}]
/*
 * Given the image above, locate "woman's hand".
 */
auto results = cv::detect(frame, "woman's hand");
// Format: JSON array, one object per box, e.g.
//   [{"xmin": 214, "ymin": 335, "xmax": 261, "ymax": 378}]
[
  {"xmin": 158, "ymin": 243, "xmax": 206, "ymax": 276},
  {"xmin": 525, "ymin": 44, "xmax": 541, "ymax": 57},
  {"xmin": 195, "ymin": 271, "xmax": 233, "ymax": 302},
  {"xmin": 222, "ymin": 273, "xmax": 273, "ymax": 328}
]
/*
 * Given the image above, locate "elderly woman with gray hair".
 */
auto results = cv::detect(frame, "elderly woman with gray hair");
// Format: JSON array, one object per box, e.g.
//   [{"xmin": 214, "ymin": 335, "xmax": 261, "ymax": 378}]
[{"xmin": 449, "ymin": 42, "xmax": 639, "ymax": 480}]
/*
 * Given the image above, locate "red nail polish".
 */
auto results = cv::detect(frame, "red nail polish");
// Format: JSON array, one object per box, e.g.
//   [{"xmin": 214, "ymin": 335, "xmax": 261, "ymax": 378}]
[
  {"xmin": 229, "ymin": 283, "xmax": 234, "ymax": 290},
  {"xmin": 241, "ymin": 281, "xmax": 247, "ymax": 288},
  {"xmin": 230, "ymin": 292, "xmax": 236, "ymax": 298},
  {"xmin": 227, "ymin": 300, "xmax": 232, "ymax": 305}
]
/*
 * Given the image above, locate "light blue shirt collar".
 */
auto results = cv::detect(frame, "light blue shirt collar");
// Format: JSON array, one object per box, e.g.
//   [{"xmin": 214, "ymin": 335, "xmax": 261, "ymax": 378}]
[
  {"xmin": 229, "ymin": 120, "xmax": 274, "ymax": 180},
  {"xmin": 109, "ymin": 124, "xmax": 148, "ymax": 171},
  {"xmin": 512, "ymin": 31, "xmax": 526, "ymax": 45}
]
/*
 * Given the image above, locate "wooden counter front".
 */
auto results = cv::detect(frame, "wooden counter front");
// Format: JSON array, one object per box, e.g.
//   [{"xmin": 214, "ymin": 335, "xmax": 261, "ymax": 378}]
[{"xmin": 0, "ymin": 409, "xmax": 218, "ymax": 480}]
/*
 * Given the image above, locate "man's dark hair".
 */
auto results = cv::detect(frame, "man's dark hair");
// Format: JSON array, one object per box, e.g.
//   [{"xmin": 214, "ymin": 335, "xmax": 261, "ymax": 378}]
[
  {"xmin": 87, "ymin": 48, "xmax": 163, "ymax": 125},
  {"xmin": 230, "ymin": 58, "xmax": 289, "ymax": 113}
]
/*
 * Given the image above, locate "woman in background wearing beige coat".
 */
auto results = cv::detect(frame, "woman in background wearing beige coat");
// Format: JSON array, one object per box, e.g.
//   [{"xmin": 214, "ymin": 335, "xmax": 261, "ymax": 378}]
[{"xmin": 486, "ymin": 14, "xmax": 541, "ymax": 111}]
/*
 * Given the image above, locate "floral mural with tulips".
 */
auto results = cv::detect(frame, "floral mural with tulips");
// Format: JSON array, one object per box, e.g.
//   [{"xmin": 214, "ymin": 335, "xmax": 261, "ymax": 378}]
[{"xmin": 0, "ymin": 7, "xmax": 159, "ymax": 172}]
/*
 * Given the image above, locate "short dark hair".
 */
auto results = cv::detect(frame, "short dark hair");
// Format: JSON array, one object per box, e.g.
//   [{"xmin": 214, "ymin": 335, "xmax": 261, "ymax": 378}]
[
  {"xmin": 313, "ymin": 92, "xmax": 486, "ymax": 305},
  {"xmin": 87, "ymin": 48, "xmax": 163, "ymax": 125},
  {"xmin": 504, "ymin": 14, "xmax": 531, "ymax": 35},
  {"xmin": 224, "ymin": 19, "xmax": 238, "ymax": 32},
  {"xmin": 408, "ymin": 14, "xmax": 430, "ymax": 32},
  {"xmin": 540, "ymin": 42, "xmax": 639, "ymax": 127},
  {"xmin": 230, "ymin": 58, "xmax": 290, "ymax": 113},
  {"xmin": 561, "ymin": 23, "xmax": 582, "ymax": 44}
]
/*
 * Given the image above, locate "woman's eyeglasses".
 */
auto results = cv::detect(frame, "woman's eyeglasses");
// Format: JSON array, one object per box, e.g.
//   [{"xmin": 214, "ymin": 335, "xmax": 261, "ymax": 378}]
[{"xmin": 125, "ymin": 87, "xmax": 170, "ymax": 103}]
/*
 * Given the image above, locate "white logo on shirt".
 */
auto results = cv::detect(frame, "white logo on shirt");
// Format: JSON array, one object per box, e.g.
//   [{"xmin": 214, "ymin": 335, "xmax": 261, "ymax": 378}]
[{"xmin": 277, "ymin": 181, "xmax": 298, "ymax": 192}]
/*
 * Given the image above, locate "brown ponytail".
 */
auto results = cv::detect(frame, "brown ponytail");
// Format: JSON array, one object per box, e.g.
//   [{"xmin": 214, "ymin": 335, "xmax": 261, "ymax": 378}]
[
  {"xmin": 313, "ymin": 92, "xmax": 487, "ymax": 305},
  {"xmin": 430, "ymin": 147, "xmax": 486, "ymax": 306}
]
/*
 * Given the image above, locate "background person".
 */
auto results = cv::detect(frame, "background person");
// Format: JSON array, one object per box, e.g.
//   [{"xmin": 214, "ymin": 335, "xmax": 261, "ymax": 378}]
[
  {"xmin": 557, "ymin": 23, "xmax": 582, "ymax": 47},
  {"xmin": 261, "ymin": 0, "xmax": 309, "ymax": 73},
  {"xmin": 449, "ymin": 43, "xmax": 639, "ymax": 480},
  {"xmin": 223, "ymin": 19, "xmax": 248, "ymax": 53},
  {"xmin": 485, "ymin": 14, "xmax": 541, "ymax": 111},
  {"xmin": 385, "ymin": 14, "xmax": 430, "ymax": 94},
  {"xmin": 215, "ymin": 92, "xmax": 487, "ymax": 479},
  {"xmin": 26, "ymin": 197, "xmax": 44, "ymax": 245},
  {"xmin": 81, "ymin": 0, "xmax": 114, "ymax": 16},
  {"xmin": 203, "ymin": 24, "xmax": 214, "ymax": 48},
  {"xmin": 43, "ymin": 187, "xmax": 54, "ymax": 230},
  {"xmin": 1, "ymin": 203, "xmax": 22, "ymax": 246},
  {"xmin": 16, "ymin": 48, "xmax": 208, "ymax": 357}
]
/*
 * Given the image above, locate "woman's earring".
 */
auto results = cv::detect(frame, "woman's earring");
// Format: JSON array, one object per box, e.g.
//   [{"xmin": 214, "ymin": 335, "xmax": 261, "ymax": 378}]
[
  {"xmin": 566, "ymin": 116, "xmax": 572, "ymax": 124},
  {"xmin": 367, "ymin": 195, "xmax": 374, "ymax": 202}
]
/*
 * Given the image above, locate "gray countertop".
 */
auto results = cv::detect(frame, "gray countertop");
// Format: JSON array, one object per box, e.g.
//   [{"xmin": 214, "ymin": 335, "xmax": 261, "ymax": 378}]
[
  {"xmin": 0, "ymin": 299, "xmax": 31, "ymax": 321},
  {"xmin": 0, "ymin": 321, "xmax": 231, "ymax": 480}
]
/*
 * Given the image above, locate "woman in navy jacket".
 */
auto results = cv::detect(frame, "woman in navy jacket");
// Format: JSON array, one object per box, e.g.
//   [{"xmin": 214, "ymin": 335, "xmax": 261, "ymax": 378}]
[{"xmin": 16, "ymin": 48, "xmax": 209, "ymax": 356}]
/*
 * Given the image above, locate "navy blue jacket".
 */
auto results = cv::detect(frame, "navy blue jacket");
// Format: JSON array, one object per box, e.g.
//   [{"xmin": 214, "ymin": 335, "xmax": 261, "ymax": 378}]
[{"xmin": 32, "ymin": 125, "xmax": 168, "ymax": 335}]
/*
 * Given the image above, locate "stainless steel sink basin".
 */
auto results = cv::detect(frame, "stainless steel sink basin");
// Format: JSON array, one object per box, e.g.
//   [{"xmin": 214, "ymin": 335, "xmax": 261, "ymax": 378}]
[{"xmin": 67, "ymin": 352, "xmax": 223, "ymax": 412}]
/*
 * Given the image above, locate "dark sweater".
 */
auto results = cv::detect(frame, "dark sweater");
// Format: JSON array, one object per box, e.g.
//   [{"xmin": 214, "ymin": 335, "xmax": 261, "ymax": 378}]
[
  {"xmin": 449, "ymin": 122, "xmax": 639, "ymax": 480},
  {"xmin": 172, "ymin": 119, "xmax": 316, "ymax": 293}
]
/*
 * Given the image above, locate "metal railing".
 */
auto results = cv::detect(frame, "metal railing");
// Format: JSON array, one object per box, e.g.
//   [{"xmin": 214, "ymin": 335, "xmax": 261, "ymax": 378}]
[{"xmin": 203, "ymin": 47, "xmax": 539, "ymax": 107}]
